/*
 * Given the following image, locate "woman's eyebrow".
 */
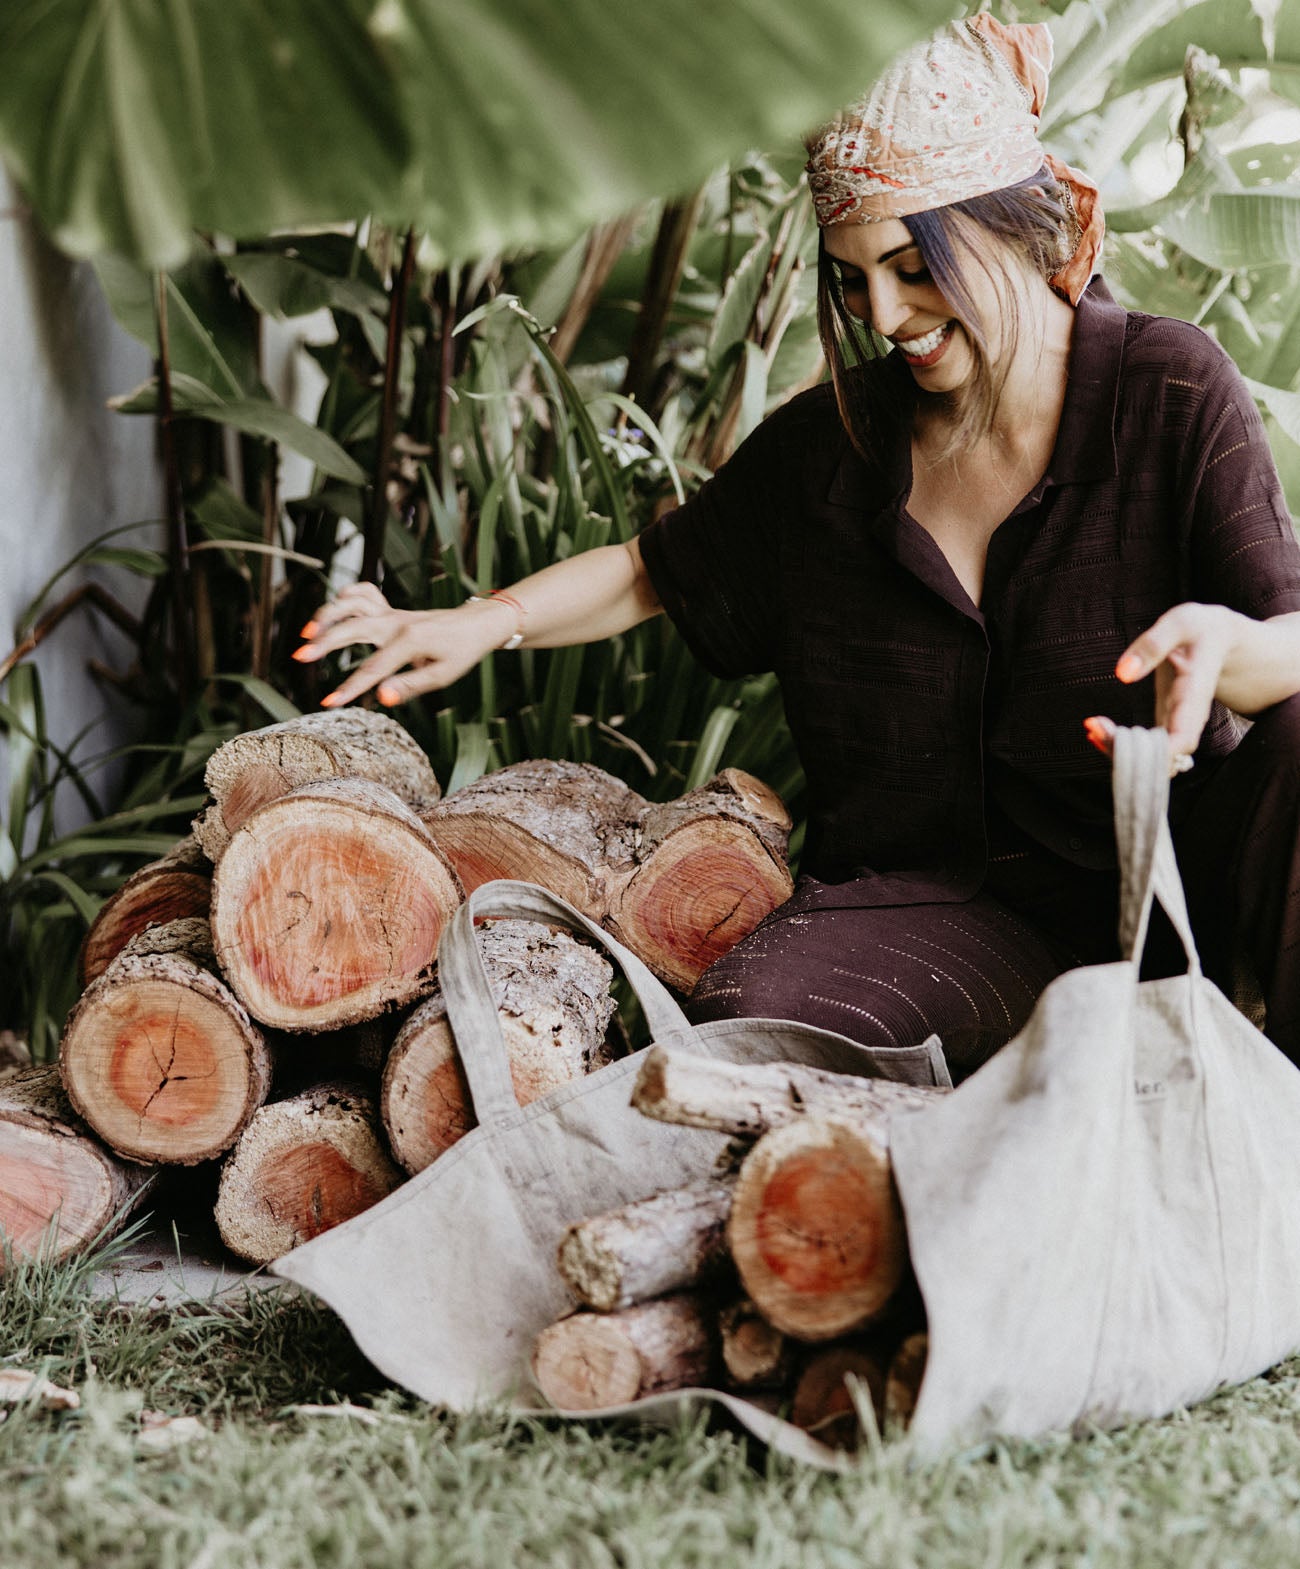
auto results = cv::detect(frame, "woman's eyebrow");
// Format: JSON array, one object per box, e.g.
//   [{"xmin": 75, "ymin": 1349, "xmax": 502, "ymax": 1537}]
[{"xmin": 829, "ymin": 241, "xmax": 918, "ymax": 270}]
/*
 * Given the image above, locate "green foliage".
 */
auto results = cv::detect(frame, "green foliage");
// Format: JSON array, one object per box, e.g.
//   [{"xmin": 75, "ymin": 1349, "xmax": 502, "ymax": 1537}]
[{"xmin": 0, "ymin": 0, "xmax": 950, "ymax": 268}]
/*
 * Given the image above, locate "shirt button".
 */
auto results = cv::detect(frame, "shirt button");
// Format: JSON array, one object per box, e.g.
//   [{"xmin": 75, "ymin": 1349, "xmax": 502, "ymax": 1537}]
[{"xmin": 1067, "ymin": 834, "xmax": 1084, "ymax": 851}]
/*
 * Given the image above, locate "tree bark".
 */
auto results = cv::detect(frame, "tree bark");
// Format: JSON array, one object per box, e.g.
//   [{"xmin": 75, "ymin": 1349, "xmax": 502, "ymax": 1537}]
[
  {"xmin": 59, "ymin": 919, "xmax": 273, "ymax": 1166},
  {"xmin": 421, "ymin": 759, "xmax": 644, "ymax": 921},
  {"xmin": 78, "ymin": 834, "xmax": 212, "ymax": 987},
  {"xmin": 727, "ymin": 1116, "xmax": 907, "ymax": 1341},
  {"xmin": 194, "ymin": 709, "xmax": 441, "ymax": 862},
  {"xmin": 556, "ymin": 1178, "xmax": 734, "ymax": 1312},
  {"xmin": 606, "ymin": 770, "xmax": 794, "ymax": 993},
  {"xmin": 790, "ymin": 1341, "xmax": 889, "ymax": 1450},
  {"xmin": 214, "ymin": 1081, "xmax": 403, "ymax": 1265},
  {"xmin": 531, "ymin": 1293, "xmax": 715, "ymax": 1411},
  {"xmin": 211, "ymin": 777, "xmax": 462, "ymax": 1032},
  {"xmin": 380, "ymin": 919, "xmax": 615, "ymax": 1173},
  {"xmin": 0, "ymin": 1066, "xmax": 156, "ymax": 1265},
  {"xmin": 631, "ymin": 1045, "xmax": 947, "ymax": 1141},
  {"xmin": 718, "ymin": 1296, "xmax": 790, "ymax": 1390}
]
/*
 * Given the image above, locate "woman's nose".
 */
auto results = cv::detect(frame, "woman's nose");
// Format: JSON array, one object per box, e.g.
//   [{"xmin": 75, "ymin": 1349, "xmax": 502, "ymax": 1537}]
[{"xmin": 867, "ymin": 274, "xmax": 908, "ymax": 338}]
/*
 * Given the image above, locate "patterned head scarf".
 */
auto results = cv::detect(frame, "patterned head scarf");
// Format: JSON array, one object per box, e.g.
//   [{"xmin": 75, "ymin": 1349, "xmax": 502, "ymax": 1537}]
[{"xmin": 804, "ymin": 15, "xmax": 1104, "ymax": 305}]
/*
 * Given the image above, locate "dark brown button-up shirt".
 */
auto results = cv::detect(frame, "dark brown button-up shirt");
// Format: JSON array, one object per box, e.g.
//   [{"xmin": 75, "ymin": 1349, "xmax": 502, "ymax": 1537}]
[{"xmin": 639, "ymin": 280, "xmax": 1300, "ymax": 908}]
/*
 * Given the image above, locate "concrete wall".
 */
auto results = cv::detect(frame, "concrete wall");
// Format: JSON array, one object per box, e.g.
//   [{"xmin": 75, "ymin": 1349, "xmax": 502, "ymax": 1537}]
[{"xmin": 1, "ymin": 168, "xmax": 162, "ymax": 836}]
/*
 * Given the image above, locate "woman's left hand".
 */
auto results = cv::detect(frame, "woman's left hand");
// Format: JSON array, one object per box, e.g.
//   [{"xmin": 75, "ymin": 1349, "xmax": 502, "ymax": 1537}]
[{"xmin": 1085, "ymin": 602, "xmax": 1300, "ymax": 770}]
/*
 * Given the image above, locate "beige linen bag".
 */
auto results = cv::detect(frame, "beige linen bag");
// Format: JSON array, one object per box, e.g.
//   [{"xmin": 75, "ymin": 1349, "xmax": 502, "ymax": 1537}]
[
  {"xmin": 276, "ymin": 726, "xmax": 1300, "ymax": 1461},
  {"xmin": 274, "ymin": 878, "xmax": 949, "ymax": 1469}
]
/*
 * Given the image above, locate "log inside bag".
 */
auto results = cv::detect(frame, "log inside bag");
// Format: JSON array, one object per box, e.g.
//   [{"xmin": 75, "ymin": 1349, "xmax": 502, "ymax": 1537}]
[
  {"xmin": 78, "ymin": 833, "xmax": 212, "ymax": 988},
  {"xmin": 380, "ymin": 918, "xmax": 617, "ymax": 1173},
  {"xmin": 210, "ymin": 777, "xmax": 462, "ymax": 1032},
  {"xmin": 0, "ymin": 1066, "xmax": 155, "ymax": 1265},
  {"xmin": 531, "ymin": 1293, "xmax": 715, "ymax": 1410},
  {"xmin": 632, "ymin": 1045, "xmax": 948, "ymax": 1140},
  {"xmin": 214, "ymin": 1082, "xmax": 403, "ymax": 1265},
  {"xmin": 727, "ymin": 1115, "xmax": 907, "ymax": 1341},
  {"xmin": 193, "ymin": 708, "xmax": 442, "ymax": 863},
  {"xmin": 59, "ymin": 919, "xmax": 273, "ymax": 1166},
  {"xmin": 556, "ymin": 1177, "xmax": 735, "ymax": 1312}
]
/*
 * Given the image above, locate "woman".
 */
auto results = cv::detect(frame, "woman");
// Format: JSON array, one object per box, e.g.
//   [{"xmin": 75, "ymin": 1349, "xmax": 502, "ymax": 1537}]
[{"xmin": 296, "ymin": 16, "xmax": 1300, "ymax": 1076}]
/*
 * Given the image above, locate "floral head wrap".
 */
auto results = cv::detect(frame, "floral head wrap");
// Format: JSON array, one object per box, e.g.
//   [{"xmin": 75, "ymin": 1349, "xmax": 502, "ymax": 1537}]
[{"xmin": 803, "ymin": 15, "xmax": 1104, "ymax": 305}]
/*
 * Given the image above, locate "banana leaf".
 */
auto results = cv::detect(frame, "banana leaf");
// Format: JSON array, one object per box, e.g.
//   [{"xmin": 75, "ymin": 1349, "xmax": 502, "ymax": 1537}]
[{"xmin": 0, "ymin": 0, "xmax": 950, "ymax": 268}]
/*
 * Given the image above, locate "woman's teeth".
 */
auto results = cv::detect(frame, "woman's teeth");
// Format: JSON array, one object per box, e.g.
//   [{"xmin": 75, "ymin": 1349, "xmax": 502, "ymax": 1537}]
[{"xmin": 896, "ymin": 322, "xmax": 952, "ymax": 359}]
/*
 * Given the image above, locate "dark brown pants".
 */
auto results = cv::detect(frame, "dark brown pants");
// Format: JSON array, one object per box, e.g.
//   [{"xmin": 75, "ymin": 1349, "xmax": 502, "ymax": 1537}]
[{"xmin": 687, "ymin": 695, "xmax": 1300, "ymax": 1079}]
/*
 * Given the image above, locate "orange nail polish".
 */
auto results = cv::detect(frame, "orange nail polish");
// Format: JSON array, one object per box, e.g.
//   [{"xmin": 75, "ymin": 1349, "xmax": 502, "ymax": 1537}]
[
  {"xmin": 377, "ymin": 684, "xmax": 399, "ymax": 707},
  {"xmin": 300, "ymin": 621, "xmax": 319, "ymax": 638},
  {"xmin": 320, "ymin": 693, "xmax": 342, "ymax": 708},
  {"xmin": 291, "ymin": 647, "xmax": 313, "ymax": 662},
  {"xmin": 1083, "ymin": 717, "xmax": 1110, "ymax": 756},
  {"xmin": 1115, "ymin": 654, "xmax": 1142, "ymax": 682}
]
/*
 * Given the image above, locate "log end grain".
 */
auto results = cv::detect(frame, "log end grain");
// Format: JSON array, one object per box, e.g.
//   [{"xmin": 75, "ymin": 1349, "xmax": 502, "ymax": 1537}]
[
  {"xmin": 211, "ymin": 779, "xmax": 461, "ymax": 1031},
  {"xmin": 609, "ymin": 819, "xmax": 793, "ymax": 992},
  {"xmin": 531, "ymin": 1294, "xmax": 714, "ymax": 1411},
  {"xmin": 0, "ymin": 1067, "xmax": 153, "ymax": 1264},
  {"xmin": 791, "ymin": 1343, "xmax": 888, "ymax": 1451},
  {"xmin": 78, "ymin": 847, "xmax": 213, "ymax": 988},
  {"xmin": 728, "ymin": 1118, "xmax": 905, "ymax": 1341},
  {"xmin": 59, "ymin": 952, "xmax": 272, "ymax": 1166},
  {"xmin": 214, "ymin": 1083, "xmax": 403, "ymax": 1265}
]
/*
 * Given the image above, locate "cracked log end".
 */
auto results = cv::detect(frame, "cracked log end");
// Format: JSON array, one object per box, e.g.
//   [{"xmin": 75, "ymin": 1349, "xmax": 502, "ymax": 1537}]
[
  {"xmin": 59, "ymin": 951, "xmax": 271, "ymax": 1166},
  {"xmin": 608, "ymin": 820, "xmax": 793, "ymax": 993},
  {"xmin": 0, "ymin": 1067, "xmax": 153, "ymax": 1263},
  {"xmin": 727, "ymin": 1117, "xmax": 905, "ymax": 1341},
  {"xmin": 211, "ymin": 779, "xmax": 462, "ymax": 1032},
  {"xmin": 214, "ymin": 1083, "xmax": 402, "ymax": 1265}
]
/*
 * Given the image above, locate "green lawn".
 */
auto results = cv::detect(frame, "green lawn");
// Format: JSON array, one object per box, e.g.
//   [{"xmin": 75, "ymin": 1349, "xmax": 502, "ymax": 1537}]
[{"xmin": 5, "ymin": 1222, "xmax": 1300, "ymax": 1569}]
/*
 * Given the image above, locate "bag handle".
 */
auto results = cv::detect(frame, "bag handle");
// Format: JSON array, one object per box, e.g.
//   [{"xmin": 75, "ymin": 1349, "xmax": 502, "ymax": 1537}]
[
  {"xmin": 434, "ymin": 879, "xmax": 695, "ymax": 1127},
  {"xmin": 1112, "ymin": 725, "xmax": 1201, "ymax": 974}
]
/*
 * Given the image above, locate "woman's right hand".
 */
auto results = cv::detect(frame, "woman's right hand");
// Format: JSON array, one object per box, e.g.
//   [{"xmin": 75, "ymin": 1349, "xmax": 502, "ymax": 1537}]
[{"xmin": 294, "ymin": 582, "xmax": 517, "ymax": 709}]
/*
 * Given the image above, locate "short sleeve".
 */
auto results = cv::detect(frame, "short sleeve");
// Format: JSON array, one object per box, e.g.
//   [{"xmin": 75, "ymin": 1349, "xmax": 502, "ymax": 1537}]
[
  {"xmin": 637, "ymin": 417, "xmax": 789, "ymax": 679},
  {"xmin": 1185, "ymin": 344, "xmax": 1300, "ymax": 620}
]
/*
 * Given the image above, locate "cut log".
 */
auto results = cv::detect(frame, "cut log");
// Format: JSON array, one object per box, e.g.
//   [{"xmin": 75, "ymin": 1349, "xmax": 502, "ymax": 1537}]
[
  {"xmin": 210, "ymin": 777, "xmax": 462, "ymax": 1032},
  {"xmin": 556, "ymin": 1178, "xmax": 734, "ymax": 1313},
  {"xmin": 421, "ymin": 759, "xmax": 644, "ymax": 920},
  {"xmin": 632, "ymin": 1046, "xmax": 947, "ymax": 1142},
  {"xmin": 194, "ymin": 709, "xmax": 441, "ymax": 862},
  {"xmin": 718, "ymin": 1296, "xmax": 790, "ymax": 1390},
  {"xmin": 381, "ymin": 919, "xmax": 616, "ymax": 1173},
  {"xmin": 884, "ymin": 1332, "xmax": 928, "ymax": 1431},
  {"xmin": 605, "ymin": 771, "xmax": 795, "ymax": 993},
  {"xmin": 790, "ymin": 1342, "xmax": 888, "ymax": 1450},
  {"xmin": 214, "ymin": 1082, "xmax": 403, "ymax": 1265},
  {"xmin": 59, "ymin": 919, "xmax": 272, "ymax": 1166},
  {"xmin": 531, "ymin": 1293, "xmax": 714, "ymax": 1410},
  {"xmin": 78, "ymin": 835, "xmax": 212, "ymax": 988},
  {"xmin": 0, "ymin": 1066, "xmax": 155, "ymax": 1266},
  {"xmin": 727, "ymin": 1116, "xmax": 906, "ymax": 1341}
]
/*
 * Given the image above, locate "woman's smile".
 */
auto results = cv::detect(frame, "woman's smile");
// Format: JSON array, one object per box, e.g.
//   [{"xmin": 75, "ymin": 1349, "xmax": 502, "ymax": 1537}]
[{"xmin": 893, "ymin": 320, "xmax": 956, "ymax": 367}]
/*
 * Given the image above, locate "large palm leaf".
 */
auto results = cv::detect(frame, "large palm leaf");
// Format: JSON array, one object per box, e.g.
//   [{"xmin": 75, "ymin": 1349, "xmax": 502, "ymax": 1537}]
[{"xmin": 0, "ymin": 0, "xmax": 949, "ymax": 267}]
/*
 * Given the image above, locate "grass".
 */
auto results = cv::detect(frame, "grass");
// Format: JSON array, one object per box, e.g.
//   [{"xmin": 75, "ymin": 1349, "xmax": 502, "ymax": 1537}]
[{"xmin": 6, "ymin": 1223, "xmax": 1300, "ymax": 1568}]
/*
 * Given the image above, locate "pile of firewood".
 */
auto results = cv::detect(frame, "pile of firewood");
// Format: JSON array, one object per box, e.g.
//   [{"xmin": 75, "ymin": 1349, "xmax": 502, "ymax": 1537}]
[
  {"xmin": 530, "ymin": 1046, "xmax": 946, "ymax": 1447},
  {"xmin": 0, "ymin": 711, "xmax": 794, "ymax": 1275}
]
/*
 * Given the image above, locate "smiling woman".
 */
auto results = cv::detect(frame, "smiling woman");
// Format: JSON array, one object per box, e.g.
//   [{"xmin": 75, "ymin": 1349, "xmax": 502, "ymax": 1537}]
[{"xmin": 298, "ymin": 14, "xmax": 1300, "ymax": 1080}]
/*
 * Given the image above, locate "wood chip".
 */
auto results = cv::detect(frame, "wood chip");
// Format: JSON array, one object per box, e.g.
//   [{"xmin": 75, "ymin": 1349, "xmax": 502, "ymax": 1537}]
[
  {"xmin": 137, "ymin": 1413, "xmax": 210, "ymax": 1452},
  {"xmin": 0, "ymin": 1368, "xmax": 80, "ymax": 1410}
]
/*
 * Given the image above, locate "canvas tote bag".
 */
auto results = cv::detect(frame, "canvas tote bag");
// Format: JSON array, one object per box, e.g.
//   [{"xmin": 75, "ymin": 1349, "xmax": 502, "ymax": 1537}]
[
  {"xmin": 274, "ymin": 877, "xmax": 949, "ymax": 1470},
  {"xmin": 890, "ymin": 723, "xmax": 1300, "ymax": 1450},
  {"xmin": 276, "ymin": 725, "xmax": 1300, "ymax": 1461}
]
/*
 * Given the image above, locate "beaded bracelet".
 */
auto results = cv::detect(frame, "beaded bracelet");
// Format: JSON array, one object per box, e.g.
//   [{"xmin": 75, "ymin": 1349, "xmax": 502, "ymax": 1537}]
[{"xmin": 467, "ymin": 590, "xmax": 526, "ymax": 650}]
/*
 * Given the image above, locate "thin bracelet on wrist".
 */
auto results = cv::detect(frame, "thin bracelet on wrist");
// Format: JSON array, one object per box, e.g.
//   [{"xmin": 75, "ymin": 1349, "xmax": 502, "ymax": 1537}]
[{"xmin": 467, "ymin": 590, "xmax": 526, "ymax": 650}]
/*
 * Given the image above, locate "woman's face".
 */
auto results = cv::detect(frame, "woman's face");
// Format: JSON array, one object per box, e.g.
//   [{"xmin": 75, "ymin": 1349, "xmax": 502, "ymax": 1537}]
[{"xmin": 823, "ymin": 217, "xmax": 1016, "ymax": 394}]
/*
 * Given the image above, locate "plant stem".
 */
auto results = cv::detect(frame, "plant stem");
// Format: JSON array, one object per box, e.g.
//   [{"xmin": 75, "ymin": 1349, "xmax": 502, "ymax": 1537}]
[
  {"xmin": 0, "ymin": 585, "xmax": 140, "ymax": 688},
  {"xmin": 154, "ymin": 273, "xmax": 197, "ymax": 694},
  {"xmin": 620, "ymin": 190, "xmax": 706, "ymax": 417},
  {"xmin": 362, "ymin": 228, "xmax": 418, "ymax": 585}
]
